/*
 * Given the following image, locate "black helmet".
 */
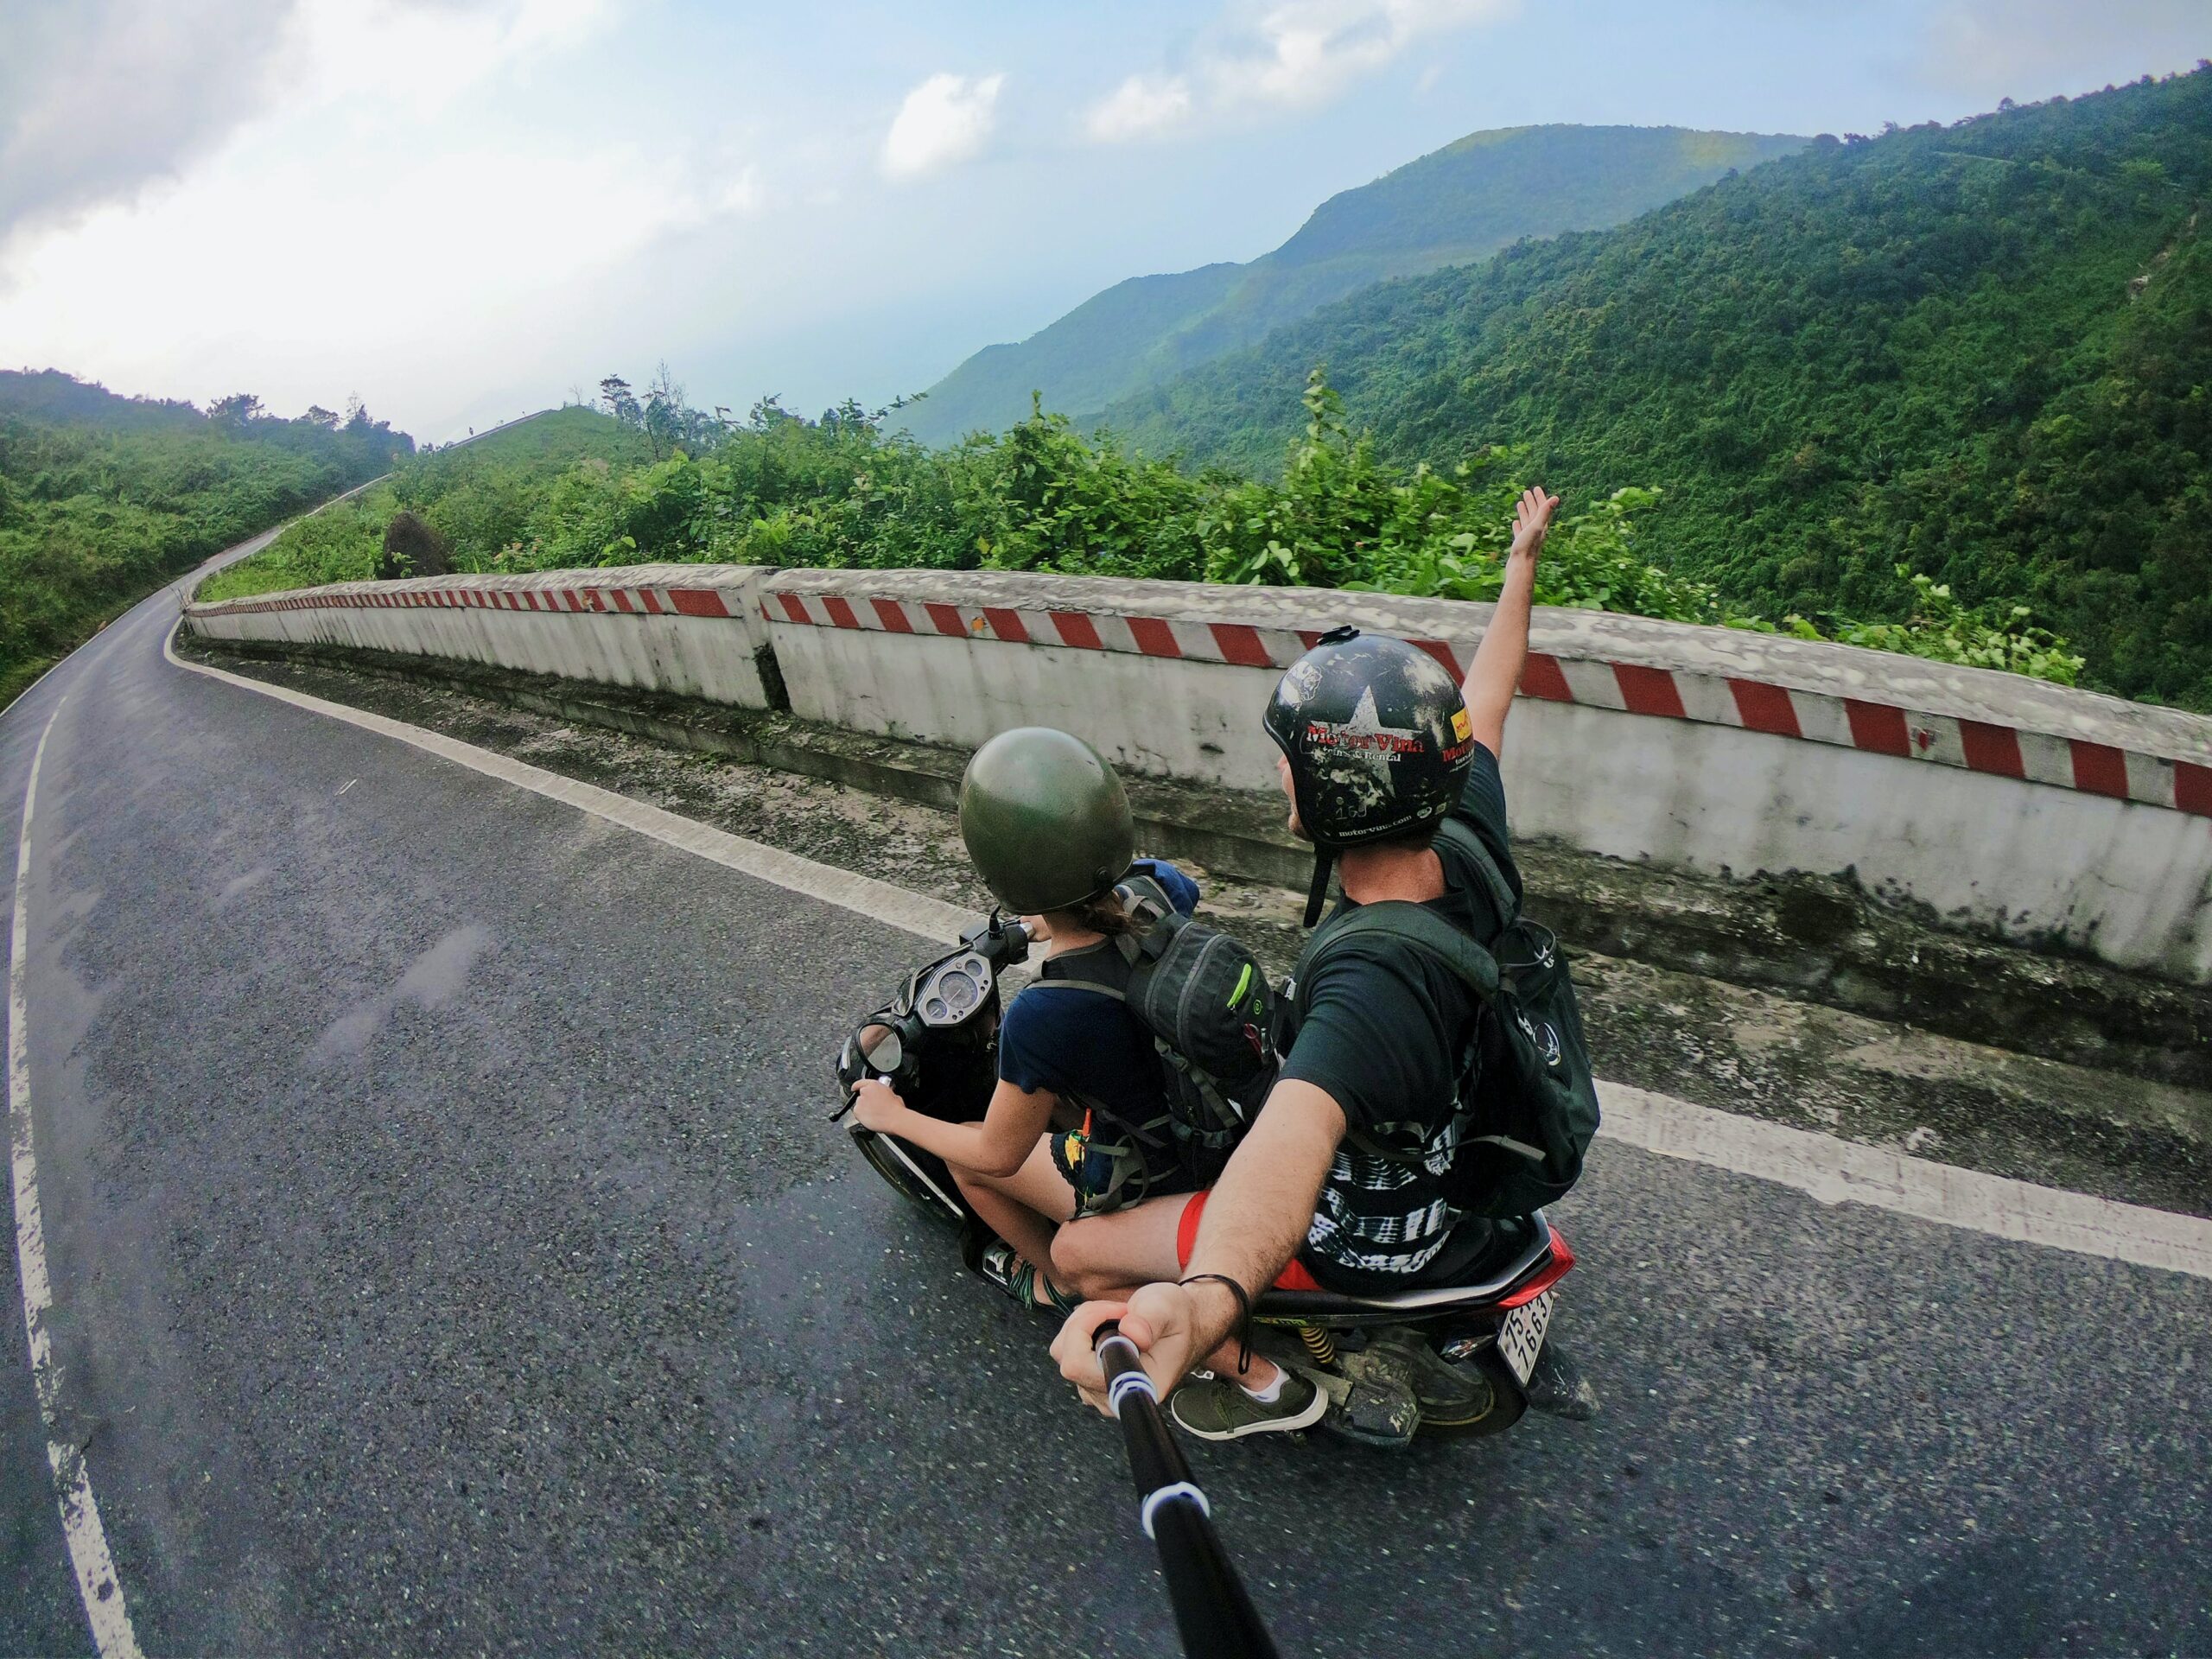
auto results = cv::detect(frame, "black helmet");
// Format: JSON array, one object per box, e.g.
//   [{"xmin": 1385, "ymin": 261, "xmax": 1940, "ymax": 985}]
[
  {"xmin": 1263, "ymin": 627, "xmax": 1474, "ymax": 924},
  {"xmin": 958, "ymin": 728, "xmax": 1135, "ymax": 914}
]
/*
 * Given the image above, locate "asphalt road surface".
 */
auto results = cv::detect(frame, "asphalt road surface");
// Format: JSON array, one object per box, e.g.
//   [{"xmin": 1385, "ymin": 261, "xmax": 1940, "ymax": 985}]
[{"xmin": 3, "ymin": 565, "xmax": 2208, "ymax": 1659}]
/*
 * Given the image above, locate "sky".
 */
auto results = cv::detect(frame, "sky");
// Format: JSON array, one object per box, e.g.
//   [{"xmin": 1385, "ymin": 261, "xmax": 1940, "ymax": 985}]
[{"xmin": 1, "ymin": 0, "xmax": 2205, "ymax": 441}]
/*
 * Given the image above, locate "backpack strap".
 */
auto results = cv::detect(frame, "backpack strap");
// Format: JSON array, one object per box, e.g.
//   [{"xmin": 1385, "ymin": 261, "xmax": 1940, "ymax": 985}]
[
  {"xmin": 1432, "ymin": 817, "xmax": 1519, "ymax": 932},
  {"xmin": 1289, "ymin": 901, "xmax": 1501, "ymax": 1173},
  {"xmin": 1293, "ymin": 901, "xmax": 1501, "ymax": 1015}
]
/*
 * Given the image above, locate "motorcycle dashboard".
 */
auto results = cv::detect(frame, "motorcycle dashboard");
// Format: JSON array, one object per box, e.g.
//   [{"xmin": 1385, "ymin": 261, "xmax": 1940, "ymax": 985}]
[{"xmin": 916, "ymin": 952, "xmax": 991, "ymax": 1027}]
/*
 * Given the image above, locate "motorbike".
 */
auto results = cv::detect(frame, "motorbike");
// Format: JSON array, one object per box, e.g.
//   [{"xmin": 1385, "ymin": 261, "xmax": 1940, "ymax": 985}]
[{"xmin": 834, "ymin": 911, "xmax": 1598, "ymax": 1445}]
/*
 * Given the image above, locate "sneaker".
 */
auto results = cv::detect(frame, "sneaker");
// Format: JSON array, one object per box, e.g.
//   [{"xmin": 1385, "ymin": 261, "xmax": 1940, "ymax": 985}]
[
  {"xmin": 1168, "ymin": 1368, "xmax": 1329, "ymax": 1440},
  {"xmin": 1363, "ymin": 1329, "xmax": 1496, "ymax": 1431}
]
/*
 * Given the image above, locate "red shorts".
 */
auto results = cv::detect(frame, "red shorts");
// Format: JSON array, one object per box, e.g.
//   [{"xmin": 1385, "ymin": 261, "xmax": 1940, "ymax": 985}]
[{"xmin": 1175, "ymin": 1190, "xmax": 1324, "ymax": 1292}]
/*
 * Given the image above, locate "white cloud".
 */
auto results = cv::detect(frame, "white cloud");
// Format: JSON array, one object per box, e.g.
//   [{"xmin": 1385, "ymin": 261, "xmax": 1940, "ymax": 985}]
[
  {"xmin": 1083, "ymin": 0, "xmax": 1512, "ymax": 141},
  {"xmin": 0, "ymin": 0, "xmax": 616, "ymax": 248},
  {"xmin": 1086, "ymin": 73, "xmax": 1195, "ymax": 143},
  {"xmin": 880, "ymin": 72, "xmax": 1006, "ymax": 181},
  {"xmin": 1212, "ymin": 0, "xmax": 1513, "ymax": 108}
]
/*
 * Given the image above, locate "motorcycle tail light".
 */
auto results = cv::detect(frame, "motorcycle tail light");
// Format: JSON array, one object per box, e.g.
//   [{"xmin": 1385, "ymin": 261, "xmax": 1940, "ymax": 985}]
[{"xmin": 1497, "ymin": 1227, "xmax": 1575, "ymax": 1309}]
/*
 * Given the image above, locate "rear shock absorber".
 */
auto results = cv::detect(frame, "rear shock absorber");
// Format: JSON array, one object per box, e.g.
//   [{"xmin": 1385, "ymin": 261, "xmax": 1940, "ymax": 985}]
[{"xmin": 1297, "ymin": 1325, "xmax": 1338, "ymax": 1370}]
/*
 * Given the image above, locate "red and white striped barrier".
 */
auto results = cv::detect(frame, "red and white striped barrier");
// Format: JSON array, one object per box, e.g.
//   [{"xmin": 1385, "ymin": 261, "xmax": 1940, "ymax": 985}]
[
  {"xmin": 758, "ymin": 585, "xmax": 2212, "ymax": 819},
  {"xmin": 185, "ymin": 561, "xmax": 2212, "ymax": 981}
]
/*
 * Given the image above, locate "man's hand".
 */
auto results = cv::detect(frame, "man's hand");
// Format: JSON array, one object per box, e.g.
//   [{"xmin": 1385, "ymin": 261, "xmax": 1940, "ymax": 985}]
[
  {"xmin": 850, "ymin": 1078, "xmax": 904, "ymax": 1134},
  {"xmin": 1051, "ymin": 1281, "xmax": 1219, "ymax": 1416},
  {"xmin": 1509, "ymin": 485, "xmax": 1559, "ymax": 563}
]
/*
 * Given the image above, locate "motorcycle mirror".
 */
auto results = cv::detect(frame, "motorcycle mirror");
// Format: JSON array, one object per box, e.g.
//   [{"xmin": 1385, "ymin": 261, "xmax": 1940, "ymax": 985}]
[{"xmin": 860, "ymin": 1023, "xmax": 903, "ymax": 1073}]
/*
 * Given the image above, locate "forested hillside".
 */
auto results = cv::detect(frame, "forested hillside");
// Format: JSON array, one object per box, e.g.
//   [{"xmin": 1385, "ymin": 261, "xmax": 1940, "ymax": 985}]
[
  {"xmin": 900, "ymin": 124, "xmax": 1804, "ymax": 445},
  {"xmin": 1102, "ymin": 71, "xmax": 2212, "ymax": 710},
  {"xmin": 0, "ymin": 371, "xmax": 410, "ymax": 706}
]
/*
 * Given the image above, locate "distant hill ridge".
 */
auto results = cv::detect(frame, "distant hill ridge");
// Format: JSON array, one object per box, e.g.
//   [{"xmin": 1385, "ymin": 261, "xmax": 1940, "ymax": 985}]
[
  {"xmin": 1100, "ymin": 71, "xmax": 2212, "ymax": 711},
  {"xmin": 899, "ymin": 123, "xmax": 1807, "ymax": 445}
]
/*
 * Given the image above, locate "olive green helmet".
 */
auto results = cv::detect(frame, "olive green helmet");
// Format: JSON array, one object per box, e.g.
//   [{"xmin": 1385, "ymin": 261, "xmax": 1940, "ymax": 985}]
[{"xmin": 957, "ymin": 728, "xmax": 1135, "ymax": 913}]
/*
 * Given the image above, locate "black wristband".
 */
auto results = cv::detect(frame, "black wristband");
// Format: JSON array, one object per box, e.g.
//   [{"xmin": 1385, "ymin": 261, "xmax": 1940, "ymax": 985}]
[{"xmin": 1179, "ymin": 1273, "xmax": 1254, "ymax": 1375}]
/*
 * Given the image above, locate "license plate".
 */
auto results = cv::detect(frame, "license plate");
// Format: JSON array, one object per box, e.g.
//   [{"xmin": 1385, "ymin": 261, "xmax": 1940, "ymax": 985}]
[{"xmin": 1495, "ymin": 1291, "xmax": 1554, "ymax": 1387}]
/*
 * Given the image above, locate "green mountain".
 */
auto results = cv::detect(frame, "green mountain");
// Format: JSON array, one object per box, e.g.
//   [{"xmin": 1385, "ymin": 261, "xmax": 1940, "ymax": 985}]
[
  {"xmin": 0, "ymin": 371, "xmax": 410, "ymax": 706},
  {"xmin": 1102, "ymin": 72, "xmax": 2212, "ymax": 710},
  {"xmin": 899, "ymin": 124, "xmax": 1807, "ymax": 446}
]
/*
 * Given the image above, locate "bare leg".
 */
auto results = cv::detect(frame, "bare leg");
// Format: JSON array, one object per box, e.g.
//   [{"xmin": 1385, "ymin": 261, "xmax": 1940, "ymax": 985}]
[
  {"xmin": 952, "ymin": 1135, "xmax": 1078, "ymax": 1300},
  {"xmin": 1052, "ymin": 1194, "xmax": 1279, "ymax": 1390}
]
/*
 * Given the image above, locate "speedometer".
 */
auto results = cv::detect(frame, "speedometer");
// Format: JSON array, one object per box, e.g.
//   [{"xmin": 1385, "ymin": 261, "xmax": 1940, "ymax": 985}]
[{"xmin": 918, "ymin": 953, "xmax": 991, "ymax": 1026}]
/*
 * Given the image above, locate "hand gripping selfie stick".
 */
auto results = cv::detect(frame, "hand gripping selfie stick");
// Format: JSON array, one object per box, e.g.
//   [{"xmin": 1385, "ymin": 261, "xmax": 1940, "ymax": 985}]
[{"xmin": 1094, "ymin": 1322, "xmax": 1283, "ymax": 1659}]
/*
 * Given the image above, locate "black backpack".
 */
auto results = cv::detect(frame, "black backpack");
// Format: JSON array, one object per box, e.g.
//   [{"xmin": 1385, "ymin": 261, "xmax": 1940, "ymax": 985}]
[
  {"xmin": 1033, "ymin": 868, "xmax": 1278, "ymax": 1187},
  {"xmin": 1286, "ymin": 819, "xmax": 1600, "ymax": 1218}
]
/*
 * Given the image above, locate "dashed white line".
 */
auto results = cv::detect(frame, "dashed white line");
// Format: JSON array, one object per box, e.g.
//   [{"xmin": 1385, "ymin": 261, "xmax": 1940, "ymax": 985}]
[
  {"xmin": 8, "ymin": 697, "xmax": 146, "ymax": 1659},
  {"xmin": 164, "ymin": 622, "xmax": 2212, "ymax": 1284}
]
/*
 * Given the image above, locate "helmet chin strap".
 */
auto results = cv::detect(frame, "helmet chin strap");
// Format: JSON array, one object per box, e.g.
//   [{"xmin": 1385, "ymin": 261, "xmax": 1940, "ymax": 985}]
[{"xmin": 1303, "ymin": 849, "xmax": 1337, "ymax": 928}]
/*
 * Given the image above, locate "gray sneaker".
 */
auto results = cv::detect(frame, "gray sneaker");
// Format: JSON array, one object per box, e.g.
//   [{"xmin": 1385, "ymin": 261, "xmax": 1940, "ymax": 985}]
[{"xmin": 1168, "ymin": 1368, "xmax": 1329, "ymax": 1440}]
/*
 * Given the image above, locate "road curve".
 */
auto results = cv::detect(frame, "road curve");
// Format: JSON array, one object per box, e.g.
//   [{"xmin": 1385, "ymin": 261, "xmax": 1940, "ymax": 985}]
[{"xmin": 3, "ymin": 552, "xmax": 2209, "ymax": 1657}]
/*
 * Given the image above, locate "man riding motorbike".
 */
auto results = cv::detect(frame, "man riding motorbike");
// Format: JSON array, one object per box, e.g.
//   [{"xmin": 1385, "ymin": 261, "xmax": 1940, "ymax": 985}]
[
  {"xmin": 1050, "ymin": 486, "xmax": 1563, "ymax": 1440},
  {"xmin": 849, "ymin": 727, "xmax": 1203, "ymax": 1315}
]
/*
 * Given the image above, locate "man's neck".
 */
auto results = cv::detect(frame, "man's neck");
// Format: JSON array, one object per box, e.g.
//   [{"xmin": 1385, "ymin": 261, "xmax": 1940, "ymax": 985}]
[{"xmin": 1337, "ymin": 842, "xmax": 1446, "ymax": 906}]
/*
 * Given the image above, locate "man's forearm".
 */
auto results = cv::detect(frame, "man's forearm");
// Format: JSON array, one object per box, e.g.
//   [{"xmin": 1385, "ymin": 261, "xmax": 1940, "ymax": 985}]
[
  {"xmin": 1462, "ymin": 549, "xmax": 1536, "ymax": 752},
  {"xmin": 1180, "ymin": 1082, "xmax": 1344, "ymax": 1350}
]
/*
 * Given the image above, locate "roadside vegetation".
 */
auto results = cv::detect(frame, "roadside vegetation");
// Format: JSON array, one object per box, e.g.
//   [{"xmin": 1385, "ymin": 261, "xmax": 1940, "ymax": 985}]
[
  {"xmin": 0, "ymin": 371, "xmax": 410, "ymax": 707},
  {"xmin": 207, "ymin": 372, "xmax": 2083, "ymax": 690}
]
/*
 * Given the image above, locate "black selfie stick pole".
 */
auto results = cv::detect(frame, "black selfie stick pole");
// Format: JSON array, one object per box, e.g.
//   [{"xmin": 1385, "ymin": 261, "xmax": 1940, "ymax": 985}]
[{"xmin": 1094, "ymin": 1322, "xmax": 1283, "ymax": 1659}]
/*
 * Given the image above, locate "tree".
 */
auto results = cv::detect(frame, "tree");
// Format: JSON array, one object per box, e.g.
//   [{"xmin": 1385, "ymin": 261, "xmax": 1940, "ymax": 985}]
[
  {"xmin": 599, "ymin": 375, "xmax": 641, "ymax": 429},
  {"xmin": 302, "ymin": 405, "xmax": 340, "ymax": 429},
  {"xmin": 208, "ymin": 393, "xmax": 264, "ymax": 428},
  {"xmin": 642, "ymin": 361, "xmax": 684, "ymax": 459}
]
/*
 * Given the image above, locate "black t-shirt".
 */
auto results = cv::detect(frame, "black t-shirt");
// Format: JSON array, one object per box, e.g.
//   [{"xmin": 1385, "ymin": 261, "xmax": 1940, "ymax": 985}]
[{"xmin": 1278, "ymin": 742, "xmax": 1529, "ymax": 1289}]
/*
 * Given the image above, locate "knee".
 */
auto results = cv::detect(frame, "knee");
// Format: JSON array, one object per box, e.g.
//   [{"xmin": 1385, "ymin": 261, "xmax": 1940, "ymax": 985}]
[{"xmin": 1050, "ymin": 1222, "xmax": 1103, "ymax": 1296}]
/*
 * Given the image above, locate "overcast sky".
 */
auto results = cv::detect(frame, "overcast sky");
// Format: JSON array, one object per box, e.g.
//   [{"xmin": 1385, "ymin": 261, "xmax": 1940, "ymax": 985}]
[{"xmin": 1, "ymin": 0, "xmax": 2203, "ymax": 440}]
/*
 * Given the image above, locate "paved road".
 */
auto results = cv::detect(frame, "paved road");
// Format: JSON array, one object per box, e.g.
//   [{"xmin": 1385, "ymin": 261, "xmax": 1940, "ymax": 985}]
[{"xmin": 3, "ymin": 571, "xmax": 2209, "ymax": 1658}]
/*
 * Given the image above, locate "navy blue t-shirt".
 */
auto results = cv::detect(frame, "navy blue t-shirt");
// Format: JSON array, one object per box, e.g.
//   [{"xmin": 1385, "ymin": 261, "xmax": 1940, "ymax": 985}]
[{"xmin": 995, "ymin": 859, "xmax": 1200, "ymax": 1177}]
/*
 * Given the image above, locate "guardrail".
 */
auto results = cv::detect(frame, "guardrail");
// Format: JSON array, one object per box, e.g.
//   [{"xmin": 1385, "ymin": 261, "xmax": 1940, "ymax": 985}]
[{"xmin": 185, "ymin": 563, "xmax": 2212, "ymax": 985}]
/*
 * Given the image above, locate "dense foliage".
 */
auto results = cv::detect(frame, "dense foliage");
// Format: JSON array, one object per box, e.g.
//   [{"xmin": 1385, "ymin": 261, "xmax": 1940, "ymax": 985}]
[
  {"xmin": 901, "ymin": 124, "xmax": 1805, "ymax": 445},
  {"xmin": 207, "ymin": 377, "xmax": 2082, "ymax": 690},
  {"xmin": 0, "ymin": 371, "xmax": 410, "ymax": 706},
  {"xmin": 1100, "ymin": 71, "xmax": 2212, "ymax": 709}
]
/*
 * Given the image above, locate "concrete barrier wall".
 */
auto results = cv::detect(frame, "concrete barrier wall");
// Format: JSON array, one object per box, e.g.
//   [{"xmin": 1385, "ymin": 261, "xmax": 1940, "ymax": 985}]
[
  {"xmin": 187, "ymin": 563, "xmax": 2212, "ymax": 984},
  {"xmin": 188, "ymin": 565, "xmax": 779, "ymax": 708}
]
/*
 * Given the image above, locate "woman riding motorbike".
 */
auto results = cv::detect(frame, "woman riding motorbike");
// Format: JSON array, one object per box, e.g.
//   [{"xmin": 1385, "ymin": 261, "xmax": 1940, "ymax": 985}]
[{"xmin": 849, "ymin": 728, "xmax": 1201, "ymax": 1313}]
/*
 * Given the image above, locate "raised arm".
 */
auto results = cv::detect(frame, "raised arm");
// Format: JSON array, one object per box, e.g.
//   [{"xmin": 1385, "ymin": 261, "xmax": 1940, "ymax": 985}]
[{"xmin": 1459, "ymin": 486, "xmax": 1557, "ymax": 759}]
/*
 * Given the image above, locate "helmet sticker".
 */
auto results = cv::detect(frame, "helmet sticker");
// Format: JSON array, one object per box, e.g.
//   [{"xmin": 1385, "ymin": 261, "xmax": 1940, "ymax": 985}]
[
  {"xmin": 1303, "ymin": 687, "xmax": 1422, "ymax": 794},
  {"xmin": 1280, "ymin": 658, "xmax": 1322, "ymax": 708},
  {"xmin": 1452, "ymin": 707, "xmax": 1472, "ymax": 742}
]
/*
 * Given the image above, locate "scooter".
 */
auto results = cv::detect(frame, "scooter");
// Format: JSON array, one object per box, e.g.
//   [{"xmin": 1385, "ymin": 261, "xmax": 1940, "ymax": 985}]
[{"xmin": 834, "ymin": 912, "xmax": 1598, "ymax": 1445}]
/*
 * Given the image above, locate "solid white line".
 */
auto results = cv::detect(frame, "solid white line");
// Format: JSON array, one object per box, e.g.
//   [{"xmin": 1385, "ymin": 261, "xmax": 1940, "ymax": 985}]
[
  {"xmin": 163, "ymin": 626, "xmax": 972, "ymax": 944},
  {"xmin": 164, "ymin": 625, "xmax": 2212, "ymax": 1284},
  {"xmin": 8, "ymin": 698, "xmax": 147, "ymax": 1659},
  {"xmin": 1598, "ymin": 1083, "xmax": 2212, "ymax": 1281}
]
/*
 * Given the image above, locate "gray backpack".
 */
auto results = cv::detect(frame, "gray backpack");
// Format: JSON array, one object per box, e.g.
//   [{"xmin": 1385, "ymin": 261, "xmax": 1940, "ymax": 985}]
[{"xmin": 1036, "ymin": 869, "xmax": 1278, "ymax": 1185}]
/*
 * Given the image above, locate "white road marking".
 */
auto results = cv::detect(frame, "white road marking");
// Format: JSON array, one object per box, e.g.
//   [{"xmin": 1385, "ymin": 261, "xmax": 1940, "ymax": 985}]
[
  {"xmin": 164, "ymin": 626, "xmax": 972, "ymax": 944},
  {"xmin": 164, "ymin": 625, "xmax": 2212, "ymax": 1284},
  {"xmin": 8, "ymin": 698, "xmax": 147, "ymax": 1659},
  {"xmin": 1598, "ymin": 1083, "xmax": 2212, "ymax": 1281}
]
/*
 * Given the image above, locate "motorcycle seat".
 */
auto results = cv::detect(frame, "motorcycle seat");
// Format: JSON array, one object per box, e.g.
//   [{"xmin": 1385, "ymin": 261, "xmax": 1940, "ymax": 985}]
[{"xmin": 1253, "ymin": 1215, "xmax": 1557, "ymax": 1323}]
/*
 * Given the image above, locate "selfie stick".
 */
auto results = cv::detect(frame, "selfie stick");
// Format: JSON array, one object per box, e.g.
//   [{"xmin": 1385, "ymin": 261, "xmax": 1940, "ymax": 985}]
[{"xmin": 1093, "ymin": 1323, "xmax": 1283, "ymax": 1659}]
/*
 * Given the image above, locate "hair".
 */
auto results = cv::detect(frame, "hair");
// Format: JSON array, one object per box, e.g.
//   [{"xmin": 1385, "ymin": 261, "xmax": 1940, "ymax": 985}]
[{"xmin": 1045, "ymin": 889, "xmax": 1136, "ymax": 938}]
